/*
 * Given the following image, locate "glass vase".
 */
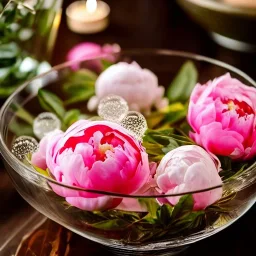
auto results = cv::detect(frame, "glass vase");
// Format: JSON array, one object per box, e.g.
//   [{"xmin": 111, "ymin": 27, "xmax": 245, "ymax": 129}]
[{"xmin": 0, "ymin": 0, "xmax": 63, "ymax": 97}]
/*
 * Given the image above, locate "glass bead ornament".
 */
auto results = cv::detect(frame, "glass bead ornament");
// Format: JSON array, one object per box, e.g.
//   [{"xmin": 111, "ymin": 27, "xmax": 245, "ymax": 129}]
[
  {"xmin": 33, "ymin": 112, "xmax": 61, "ymax": 139},
  {"xmin": 120, "ymin": 111, "xmax": 148, "ymax": 140},
  {"xmin": 11, "ymin": 136, "xmax": 39, "ymax": 160},
  {"xmin": 97, "ymin": 95, "xmax": 129, "ymax": 123}
]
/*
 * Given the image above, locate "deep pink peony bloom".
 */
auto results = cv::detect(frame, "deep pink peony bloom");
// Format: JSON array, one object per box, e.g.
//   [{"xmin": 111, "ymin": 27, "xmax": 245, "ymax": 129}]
[
  {"xmin": 155, "ymin": 145, "xmax": 223, "ymax": 210},
  {"xmin": 31, "ymin": 120, "xmax": 150, "ymax": 211},
  {"xmin": 66, "ymin": 42, "xmax": 120, "ymax": 71},
  {"xmin": 188, "ymin": 73, "xmax": 256, "ymax": 160}
]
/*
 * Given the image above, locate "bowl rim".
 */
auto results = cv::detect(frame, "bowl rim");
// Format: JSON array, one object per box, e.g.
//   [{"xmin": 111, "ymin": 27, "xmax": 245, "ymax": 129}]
[
  {"xmin": 179, "ymin": 0, "xmax": 256, "ymax": 17},
  {"xmin": 0, "ymin": 49, "xmax": 256, "ymax": 197}
]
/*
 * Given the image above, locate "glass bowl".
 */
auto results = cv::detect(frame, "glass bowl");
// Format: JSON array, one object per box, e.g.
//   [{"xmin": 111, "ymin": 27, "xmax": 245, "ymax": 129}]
[
  {"xmin": 0, "ymin": 50, "xmax": 256, "ymax": 256},
  {"xmin": 177, "ymin": 0, "xmax": 256, "ymax": 52}
]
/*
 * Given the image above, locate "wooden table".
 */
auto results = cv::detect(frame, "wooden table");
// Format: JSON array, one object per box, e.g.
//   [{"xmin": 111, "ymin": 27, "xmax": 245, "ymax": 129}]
[{"xmin": 0, "ymin": 0, "xmax": 256, "ymax": 255}]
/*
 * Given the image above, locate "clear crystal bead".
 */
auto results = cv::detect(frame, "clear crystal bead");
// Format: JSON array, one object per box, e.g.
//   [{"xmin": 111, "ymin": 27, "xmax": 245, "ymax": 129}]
[
  {"xmin": 98, "ymin": 95, "xmax": 129, "ymax": 123},
  {"xmin": 33, "ymin": 112, "xmax": 61, "ymax": 139},
  {"xmin": 11, "ymin": 136, "xmax": 39, "ymax": 160},
  {"xmin": 120, "ymin": 111, "xmax": 148, "ymax": 140}
]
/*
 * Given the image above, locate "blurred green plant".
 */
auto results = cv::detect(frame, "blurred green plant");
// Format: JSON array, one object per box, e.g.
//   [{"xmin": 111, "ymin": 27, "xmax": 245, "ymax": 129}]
[{"xmin": 0, "ymin": 0, "xmax": 61, "ymax": 97}]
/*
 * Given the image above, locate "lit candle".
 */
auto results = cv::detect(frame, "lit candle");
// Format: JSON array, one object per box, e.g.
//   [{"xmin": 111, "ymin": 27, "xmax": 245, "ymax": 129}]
[{"xmin": 66, "ymin": 0, "xmax": 110, "ymax": 34}]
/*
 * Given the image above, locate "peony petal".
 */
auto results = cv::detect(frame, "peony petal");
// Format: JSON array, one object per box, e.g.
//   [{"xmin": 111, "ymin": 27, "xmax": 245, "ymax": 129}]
[
  {"xmin": 156, "ymin": 145, "xmax": 223, "ymax": 210},
  {"xmin": 58, "ymin": 151, "xmax": 89, "ymax": 186},
  {"xmin": 187, "ymin": 73, "xmax": 256, "ymax": 160},
  {"xmin": 116, "ymin": 198, "xmax": 147, "ymax": 212},
  {"xmin": 66, "ymin": 196, "xmax": 122, "ymax": 211},
  {"xmin": 197, "ymin": 122, "xmax": 244, "ymax": 158},
  {"xmin": 94, "ymin": 62, "xmax": 166, "ymax": 113}
]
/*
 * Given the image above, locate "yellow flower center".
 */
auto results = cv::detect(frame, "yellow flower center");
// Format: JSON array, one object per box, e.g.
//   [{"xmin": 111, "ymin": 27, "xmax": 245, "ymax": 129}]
[
  {"xmin": 227, "ymin": 100, "xmax": 235, "ymax": 111},
  {"xmin": 99, "ymin": 144, "xmax": 114, "ymax": 155}
]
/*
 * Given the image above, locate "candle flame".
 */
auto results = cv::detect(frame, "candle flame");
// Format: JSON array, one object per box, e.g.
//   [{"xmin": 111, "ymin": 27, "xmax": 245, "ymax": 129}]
[{"xmin": 86, "ymin": 0, "xmax": 97, "ymax": 13}]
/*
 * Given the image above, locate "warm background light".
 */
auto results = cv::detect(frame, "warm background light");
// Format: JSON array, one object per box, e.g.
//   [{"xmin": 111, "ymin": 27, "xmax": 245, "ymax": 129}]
[
  {"xmin": 223, "ymin": 0, "xmax": 256, "ymax": 8},
  {"xmin": 66, "ymin": 0, "xmax": 110, "ymax": 34}
]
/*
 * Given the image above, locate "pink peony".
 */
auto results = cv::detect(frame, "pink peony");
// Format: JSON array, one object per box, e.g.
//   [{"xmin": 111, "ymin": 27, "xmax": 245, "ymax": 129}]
[
  {"xmin": 31, "ymin": 120, "xmax": 151, "ymax": 211},
  {"xmin": 155, "ymin": 145, "xmax": 222, "ymax": 210},
  {"xmin": 188, "ymin": 73, "xmax": 256, "ymax": 160},
  {"xmin": 66, "ymin": 42, "xmax": 120, "ymax": 70},
  {"xmin": 87, "ymin": 62, "xmax": 168, "ymax": 114}
]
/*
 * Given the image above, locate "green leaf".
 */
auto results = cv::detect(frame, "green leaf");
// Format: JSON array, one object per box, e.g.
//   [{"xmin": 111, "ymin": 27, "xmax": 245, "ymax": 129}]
[
  {"xmin": 167, "ymin": 61, "xmax": 198, "ymax": 103},
  {"xmin": 37, "ymin": 9, "xmax": 55, "ymax": 36},
  {"xmin": 218, "ymin": 156, "xmax": 232, "ymax": 172},
  {"xmin": 101, "ymin": 59, "xmax": 113, "ymax": 70},
  {"xmin": 0, "ymin": 86, "xmax": 18, "ymax": 97},
  {"xmin": 63, "ymin": 81, "xmax": 95, "ymax": 96},
  {"xmin": 164, "ymin": 103, "xmax": 188, "ymax": 124},
  {"xmin": 138, "ymin": 198, "xmax": 160, "ymax": 223},
  {"xmin": 146, "ymin": 111, "xmax": 165, "ymax": 129},
  {"xmin": 218, "ymin": 155, "xmax": 249, "ymax": 181},
  {"xmin": 167, "ymin": 211, "xmax": 205, "ymax": 235},
  {"xmin": 162, "ymin": 139, "xmax": 179, "ymax": 154},
  {"xmin": 0, "ymin": 42, "xmax": 19, "ymax": 66},
  {"xmin": 63, "ymin": 109, "xmax": 81, "ymax": 127},
  {"xmin": 156, "ymin": 204, "xmax": 173, "ymax": 226},
  {"xmin": 142, "ymin": 141, "xmax": 164, "ymax": 156},
  {"xmin": 63, "ymin": 69, "xmax": 96, "ymax": 105},
  {"xmin": 0, "ymin": 67, "xmax": 11, "ymax": 81},
  {"xmin": 146, "ymin": 102, "xmax": 188, "ymax": 128},
  {"xmin": 144, "ymin": 129, "xmax": 193, "ymax": 147},
  {"xmin": 38, "ymin": 89, "xmax": 65, "ymax": 119},
  {"xmin": 94, "ymin": 209, "xmax": 141, "ymax": 223},
  {"xmin": 91, "ymin": 219, "xmax": 130, "ymax": 231},
  {"xmin": 9, "ymin": 120, "xmax": 33, "ymax": 136},
  {"xmin": 64, "ymin": 89, "xmax": 95, "ymax": 106},
  {"xmin": 143, "ymin": 129, "xmax": 179, "ymax": 161},
  {"xmin": 143, "ymin": 128, "xmax": 174, "ymax": 144},
  {"xmin": 33, "ymin": 166, "xmax": 50, "ymax": 177},
  {"xmin": 10, "ymin": 103, "xmax": 34, "ymax": 125},
  {"xmin": 219, "ymin": 162, "xmax": 248, "ymax": 181},
  {"xmin": 171, "ymin": 194, "xmax": 194, "ymax": 219},
  {"xmin": 66, "ymin": 69, "xmax": 97, "ymax": 84}
]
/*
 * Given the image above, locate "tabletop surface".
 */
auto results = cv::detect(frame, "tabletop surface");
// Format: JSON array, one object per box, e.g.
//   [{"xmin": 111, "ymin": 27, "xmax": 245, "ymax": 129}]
[{"xmin": 0, "ymin": 0, "xmax": 256, "ymax": 255}]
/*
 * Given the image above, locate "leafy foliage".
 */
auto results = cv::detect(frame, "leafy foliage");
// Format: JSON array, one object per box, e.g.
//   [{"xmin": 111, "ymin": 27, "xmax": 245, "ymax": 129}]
[
  {"xmin": 218, "ymin": 156, "xmax": 249, "ymax": 181},
  {"xmin": 38, "ymin": 89, "xmax": 66, "ymax": 120},
  {"xmin": 63, "ymin": 109, "xmax": 81, "ymax": 127},
  {"xmin": 9, "ymin": 120, "xmax": 34, "ymax": 137},
  {"xmin": 0, "ymin": 44, "xmax": 40, "ymax": 97},
  {"xmin": 64, "ymin": 195, "xmax": 206, "ymax": 244},
  {"xmin": 143, "ymin": 128, "xmax": 194, "ymax": 161},
  {"xmin": 167, "ymin": 61, "xmax": 198, "ymax": 103},
  {"xmin": 101, "ymin": 59, "xmax": 113, "ymax": 70},
  {"xmin": 146, "ymin": 102, "xmax": 188, "ymax": 129},
  {"xmin": 63, "ymin": 69, "xmax": 97, "ymax": 106},
  {"xmin": 0, "ymin": 0, "xmax": 58, "ymax": 97}
]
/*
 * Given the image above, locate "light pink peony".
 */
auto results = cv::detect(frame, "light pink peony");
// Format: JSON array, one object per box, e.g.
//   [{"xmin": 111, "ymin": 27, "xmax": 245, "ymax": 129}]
[
  {"xmin": 155, "ymin": 145, "xmax": 222, "ymax": 210},
  {"xmin": 66, "ymin": 42, "xmax": 120, "ymax": 71},
  {"xmin": 31, "ymin": 120, "xmax": 151, "ymax": 211},
  {"xmin": 87, "ymin": 62, "xmax": 168, "ymax": 114},
  {"xmin": 188, "ymin": 73, "xmax": 256, "ymax": 160}
]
